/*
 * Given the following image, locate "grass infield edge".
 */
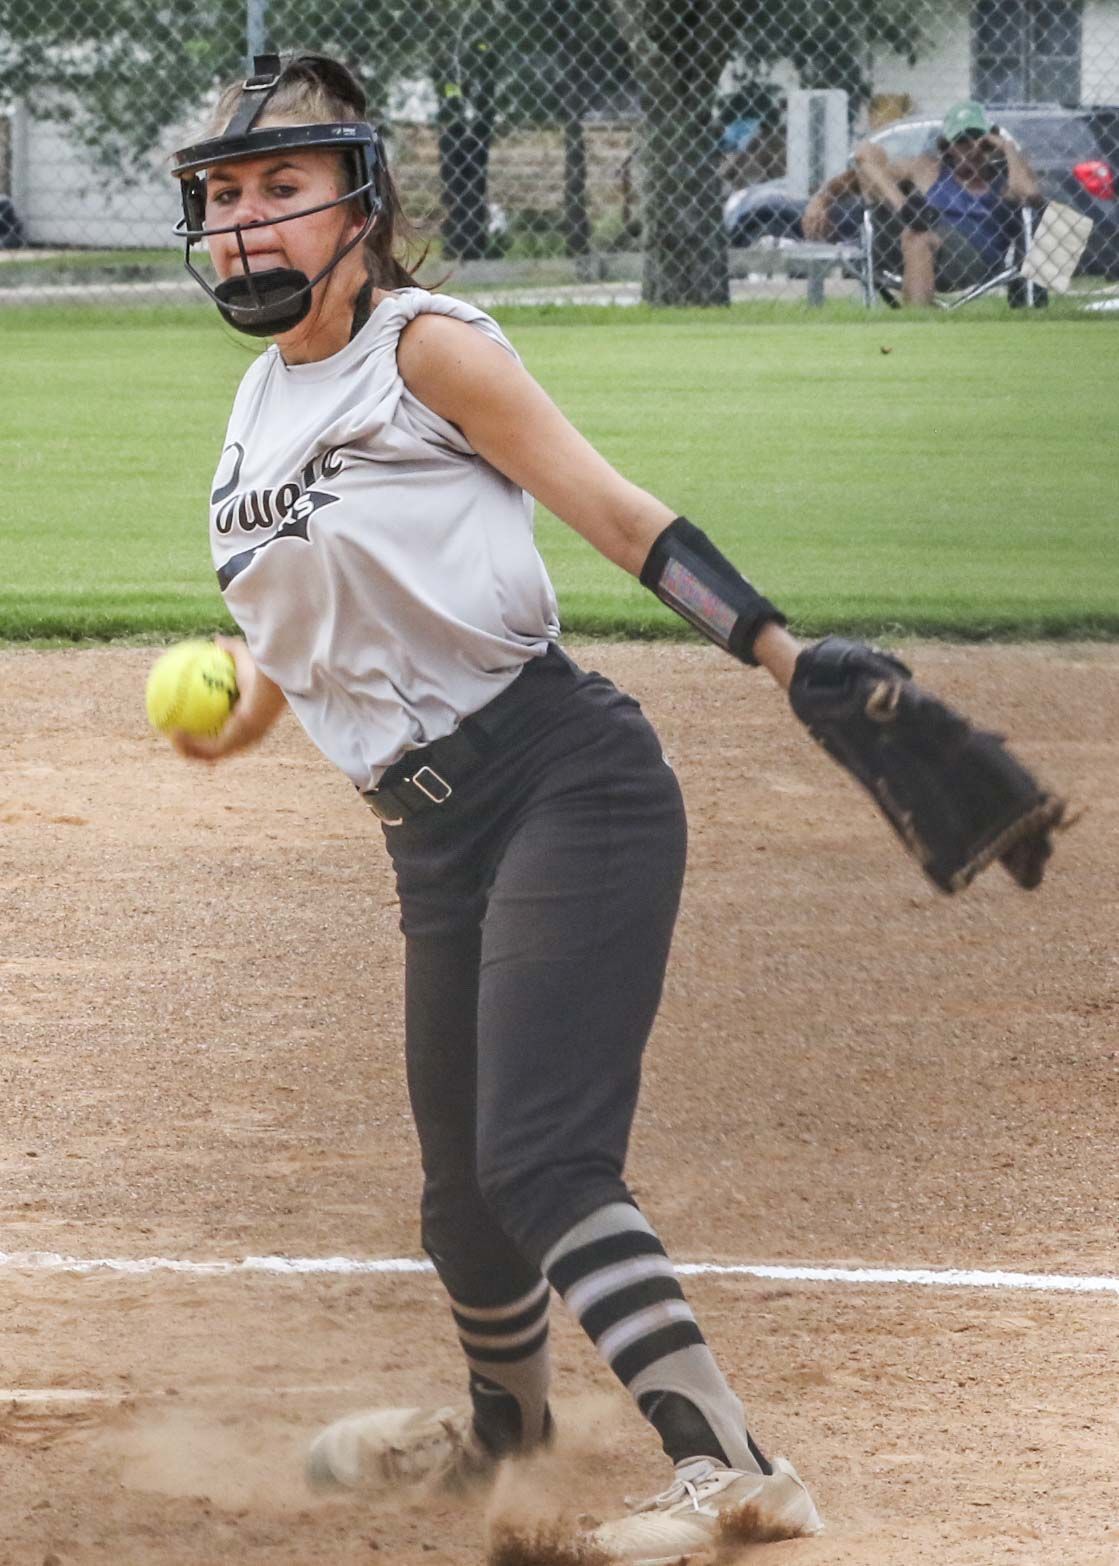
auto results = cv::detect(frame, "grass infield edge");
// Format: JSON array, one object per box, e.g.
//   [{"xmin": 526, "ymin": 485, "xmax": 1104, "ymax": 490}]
[{"xmin": 6, "ymin": 612, "xmax": 1119, "ymax": 651}]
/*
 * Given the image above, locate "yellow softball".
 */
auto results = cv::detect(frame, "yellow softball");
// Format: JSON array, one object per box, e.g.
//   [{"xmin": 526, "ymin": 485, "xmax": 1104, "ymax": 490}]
[{"xmin": 145, "ymin": 640, "xmax": 239, "ymax": 738}]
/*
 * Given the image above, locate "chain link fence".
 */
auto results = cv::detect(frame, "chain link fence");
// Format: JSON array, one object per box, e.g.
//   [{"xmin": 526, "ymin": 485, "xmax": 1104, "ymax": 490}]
[{"xmin": 1, "ymin": 0, "xmax": 1117, "ymax": 311}]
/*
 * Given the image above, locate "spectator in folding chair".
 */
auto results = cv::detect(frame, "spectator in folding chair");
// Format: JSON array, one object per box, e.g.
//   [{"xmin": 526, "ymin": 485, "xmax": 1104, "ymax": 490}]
[{"xmin": 803, "ymin": 101, "xmax": 1042, "ymax": 307}]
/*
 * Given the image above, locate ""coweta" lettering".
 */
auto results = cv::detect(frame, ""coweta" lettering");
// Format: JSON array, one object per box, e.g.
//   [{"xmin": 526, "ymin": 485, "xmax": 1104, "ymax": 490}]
[{"xmin": 214, "ymin": 444, "xmax": 345, "ymax": 536}]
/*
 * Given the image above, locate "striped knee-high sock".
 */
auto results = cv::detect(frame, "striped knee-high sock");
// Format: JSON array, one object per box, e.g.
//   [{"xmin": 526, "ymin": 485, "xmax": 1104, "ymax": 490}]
[
  {"xmin": 450, "ymin": 1278, "xmax": 553, "ymax": 1457},
  {"xmin": 542, "ymin": 1202, "xmax": 768, "ymax": 1474}
]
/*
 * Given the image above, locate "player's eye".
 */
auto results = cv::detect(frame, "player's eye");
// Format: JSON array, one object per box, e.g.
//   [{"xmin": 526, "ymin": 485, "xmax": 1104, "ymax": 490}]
[
  {"xmin": 210, "ymin": 187, "xmax": 238, "ymax": 206},
  {"xmin": 270, "ymin": 183, "xmax": 299, "ymax": 199}
]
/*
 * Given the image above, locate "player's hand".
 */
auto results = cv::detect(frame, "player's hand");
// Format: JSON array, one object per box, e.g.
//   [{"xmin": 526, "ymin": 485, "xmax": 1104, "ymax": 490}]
[
  {"xmin": 851, "ymin": 140, "xmax": 887, "ymax": 171},
  {"xmin": 171, "ymin": 636, "xmax": 282, "ymax": 763},
  {"xmin": 978, "ymin": 131, "xmax": 1013, "ymax": 162},
  {"xmin": 801, "ymin": 193, "xmax": 832, "ymax": 242}
]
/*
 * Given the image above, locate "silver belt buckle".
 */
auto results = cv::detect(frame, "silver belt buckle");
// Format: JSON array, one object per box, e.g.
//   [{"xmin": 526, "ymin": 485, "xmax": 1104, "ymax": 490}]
[{"xmin": 410, "ymin": 765, "xmax": 453, "ymax": 804}]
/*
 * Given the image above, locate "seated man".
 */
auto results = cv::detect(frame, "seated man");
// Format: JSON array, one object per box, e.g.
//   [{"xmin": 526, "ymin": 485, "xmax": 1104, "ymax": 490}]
[{"xmin": 803, "ymin": 101, "xmax": 1042, "ymax": 305}]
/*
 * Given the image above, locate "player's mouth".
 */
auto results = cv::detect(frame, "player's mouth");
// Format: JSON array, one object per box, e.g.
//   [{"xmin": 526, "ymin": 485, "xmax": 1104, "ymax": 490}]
[{"xmin": 237, "ymin": 250, "xmax": 286, "ymax": 271}]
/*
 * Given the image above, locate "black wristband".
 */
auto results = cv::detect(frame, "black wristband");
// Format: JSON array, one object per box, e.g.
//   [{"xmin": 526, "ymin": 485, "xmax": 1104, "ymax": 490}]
[
  {"xmin": 640, "ymin": 516, "xmax": 786, "ymax": 665},
  {"xmin": 898, "ymin": 191, "xmax": 936, "ymax": 232}
]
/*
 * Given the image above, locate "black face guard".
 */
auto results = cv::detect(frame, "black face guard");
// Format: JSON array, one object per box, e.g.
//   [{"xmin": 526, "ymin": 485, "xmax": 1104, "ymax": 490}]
[{"xmin": 171, "ymin": 57, "xmax": 384, "ymax": 337}]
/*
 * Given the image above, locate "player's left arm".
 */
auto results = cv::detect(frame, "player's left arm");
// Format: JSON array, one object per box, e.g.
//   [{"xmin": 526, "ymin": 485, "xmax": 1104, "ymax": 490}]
[
  {"xmin": 397, "ymin": 314, "xmax": 801, "ymax": 687},
  {"xmin": 399, "ymin": 314, "xmax": 1065, "ymax": 892}
]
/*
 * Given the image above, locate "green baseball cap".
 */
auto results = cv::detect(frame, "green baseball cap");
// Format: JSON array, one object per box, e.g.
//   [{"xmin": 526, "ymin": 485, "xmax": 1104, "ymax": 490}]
[{"xmin": 942, "ymin": 100, "xmax": 991, "ymax": 141}]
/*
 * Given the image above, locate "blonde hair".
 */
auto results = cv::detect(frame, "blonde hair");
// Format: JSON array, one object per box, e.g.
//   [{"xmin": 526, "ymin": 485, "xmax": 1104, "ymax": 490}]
[{"xmin": 204, "ymin": 53, "xmax": 424, "ymax": 290}]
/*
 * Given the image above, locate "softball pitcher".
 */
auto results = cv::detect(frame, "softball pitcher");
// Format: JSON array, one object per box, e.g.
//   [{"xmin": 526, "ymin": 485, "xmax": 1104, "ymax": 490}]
[{"xmin": 165, "ymin": 49, "xmax": 1062, "ymax": 1563}]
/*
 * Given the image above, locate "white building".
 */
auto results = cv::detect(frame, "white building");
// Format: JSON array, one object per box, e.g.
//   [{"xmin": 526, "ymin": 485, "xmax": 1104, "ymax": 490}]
[
  {"xmin": 871, "ymin": 0, "xmax": 1119, "ymax": 116},
  {"xmin": 5, "ymin": 99, "xmax": 185, "ymax": 249}
]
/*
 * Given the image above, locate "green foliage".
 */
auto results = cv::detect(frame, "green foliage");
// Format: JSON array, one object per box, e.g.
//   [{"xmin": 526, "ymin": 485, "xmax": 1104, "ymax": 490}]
[
  {"xmin": 497, "ymin": 208, "xmax": 569, "ymax": 258},
  {"xmin": 0, "ymin": 0, "xmax": 632, "ymax": 163},
  {"xmin": 0, "ymin": 2, "xmax": 247, "ymax": 170},
  {"xmin": 495, "ymin": 0, "xmax": 633, "ymax": 126},
  {"xmin": 735, "ymin": 0, "xmax": 922, "ymax": 106},
  {"xmin": 0, "ymin": 0, "xmax": 918, "ymax": 162}
]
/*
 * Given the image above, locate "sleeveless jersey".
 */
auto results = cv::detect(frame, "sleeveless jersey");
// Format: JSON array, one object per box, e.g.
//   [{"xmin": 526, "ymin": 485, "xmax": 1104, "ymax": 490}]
[
  {"xmin": 209, "ymin": 289, "xmax": 561, "ymax": 790},
  {"xmin": 925, "ymin": 165, "xmax": 1015, "ymax": 268}
]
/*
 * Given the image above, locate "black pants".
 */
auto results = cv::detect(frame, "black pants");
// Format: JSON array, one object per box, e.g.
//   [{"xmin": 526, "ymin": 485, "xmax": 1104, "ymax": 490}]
[
  {"xmin": 382, "ymin": 649, "xmax": 687, "ymax": 1306},
  {"xmin": 873, "ymin": 204, "xmax": 1006, "ymax": 291}
]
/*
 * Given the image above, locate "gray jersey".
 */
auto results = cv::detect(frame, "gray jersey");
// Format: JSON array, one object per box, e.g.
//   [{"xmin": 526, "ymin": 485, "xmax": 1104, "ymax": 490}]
[{"xmin": 209, "ymin": 288, "xmax": 560, "ymax": 789}]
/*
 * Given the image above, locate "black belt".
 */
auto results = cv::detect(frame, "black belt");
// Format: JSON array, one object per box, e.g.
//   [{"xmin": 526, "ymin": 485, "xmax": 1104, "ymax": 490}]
[{"xmin": 362, "ymin": 647, "xmax": 571, "ymax": 825}]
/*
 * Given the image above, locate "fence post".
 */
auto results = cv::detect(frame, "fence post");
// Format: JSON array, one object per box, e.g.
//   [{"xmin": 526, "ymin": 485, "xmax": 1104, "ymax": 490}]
[
  {"xmin": 786, "ymin": 89, "xmax": 848, "ymax": 203},
  {"xmin": 246, "ymin": 0, "xmax": 269, "ymax": 68},
  {"xmin": 9, "ymin": 101, "xmax": 30, "ymax": 236}
]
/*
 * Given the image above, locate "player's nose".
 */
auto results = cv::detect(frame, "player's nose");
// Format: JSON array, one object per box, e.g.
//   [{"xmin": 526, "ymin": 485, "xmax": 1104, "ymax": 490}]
[{"xmin": 225, "ymin": 186, "xmax": 276, "ymax": 228}]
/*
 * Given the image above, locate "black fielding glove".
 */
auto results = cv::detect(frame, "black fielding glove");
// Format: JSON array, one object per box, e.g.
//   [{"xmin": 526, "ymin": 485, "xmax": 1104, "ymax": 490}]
[{"xmin": 788, "ymin": 637, "xmax": 1067, "ymax": 894}]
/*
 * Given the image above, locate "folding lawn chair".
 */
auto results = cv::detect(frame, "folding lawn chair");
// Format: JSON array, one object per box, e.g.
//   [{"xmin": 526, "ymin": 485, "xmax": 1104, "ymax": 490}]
[{"xmin": 851, "ymin": 200, "xmax": 1093, "ymax": 311}]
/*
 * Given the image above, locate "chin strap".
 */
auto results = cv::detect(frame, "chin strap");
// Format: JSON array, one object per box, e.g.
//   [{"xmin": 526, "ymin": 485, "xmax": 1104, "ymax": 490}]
[
  {"xmin": 222, "ymin": 54, "xmax": 284, "ymax": 138},
  {"xmin": 349, "ymin": 279, "xmax": 374, "ymax": 340}
]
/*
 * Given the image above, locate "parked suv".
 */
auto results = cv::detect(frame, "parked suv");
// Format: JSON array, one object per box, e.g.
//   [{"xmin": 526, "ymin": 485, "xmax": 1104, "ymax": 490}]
[{"xmin": 724, "ymin": 103, "xmax": 1119, "ymax": 278}]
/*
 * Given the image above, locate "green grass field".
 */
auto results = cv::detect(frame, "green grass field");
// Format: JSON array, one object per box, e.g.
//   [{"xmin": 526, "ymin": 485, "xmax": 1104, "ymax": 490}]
[{"xmin": 2, "ymin": 304, "xmax": 1115, "ymax": 642}]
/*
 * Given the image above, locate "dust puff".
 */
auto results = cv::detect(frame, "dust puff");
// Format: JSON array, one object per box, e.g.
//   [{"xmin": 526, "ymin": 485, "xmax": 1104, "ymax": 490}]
[
  {"xmin": 488, "ymin": 1519, "xmax": 613, "ymax": 1566},
  {"xmin": 486, "ymin": 1458, "xmax": 610, "ymax": 1566},
  {"xmin": 484, "ymin": 1394, "xmax": 621, "ymax": 1566},
  {"xmin": 102, "ymin": 1406, "xmax": 309, "ymax": 1513},
  {"xmin": 714, "ymin": 1493, "xmax": 807, "ymax": 1552}
]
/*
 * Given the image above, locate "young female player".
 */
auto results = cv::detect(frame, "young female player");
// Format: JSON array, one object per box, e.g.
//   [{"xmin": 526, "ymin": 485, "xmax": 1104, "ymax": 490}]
[{"xmin": 166, "ymin": 49, "xmax": 823, "ymax": 1562}]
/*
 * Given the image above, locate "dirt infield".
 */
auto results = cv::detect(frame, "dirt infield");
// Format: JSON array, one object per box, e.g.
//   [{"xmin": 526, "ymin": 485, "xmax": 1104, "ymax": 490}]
[{"xmin": 2, "ymin": 642, "xmax": 1117, "ymax": 1566}]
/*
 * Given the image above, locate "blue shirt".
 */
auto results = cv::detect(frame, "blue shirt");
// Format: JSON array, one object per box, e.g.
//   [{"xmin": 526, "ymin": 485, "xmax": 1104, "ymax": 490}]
[{"xmin": 925, "ymin": 165, "xmax": 1017, "ymax": 267}]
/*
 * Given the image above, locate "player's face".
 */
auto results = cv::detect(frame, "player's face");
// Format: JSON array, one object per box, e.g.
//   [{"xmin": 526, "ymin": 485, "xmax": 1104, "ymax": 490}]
[
  {"xmin": 946, "ymin": 134, "xmax": 986, "ymax": 179},
  {"xmin": 204, "ymin": 149, "xmax": 364, "ymax": 284}
]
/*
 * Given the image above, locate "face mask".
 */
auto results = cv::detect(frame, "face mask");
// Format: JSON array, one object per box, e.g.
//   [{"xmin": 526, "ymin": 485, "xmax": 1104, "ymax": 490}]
[{"xmin": 172, "ymin": 57, "xmax": 383, "ymax": 336}]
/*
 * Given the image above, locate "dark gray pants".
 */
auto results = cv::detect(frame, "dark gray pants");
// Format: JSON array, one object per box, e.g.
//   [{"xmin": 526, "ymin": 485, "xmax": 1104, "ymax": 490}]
[{"xmin": 382, "ymin": 650, "xmax": 687, "ymax": 1306}]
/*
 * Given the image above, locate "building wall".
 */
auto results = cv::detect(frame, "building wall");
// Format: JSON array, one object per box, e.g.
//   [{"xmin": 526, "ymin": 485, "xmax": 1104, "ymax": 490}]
[
  {"xmin": 869, "ymin": 5, "xmax": 973, "ymax": 119},
  {"xmin": 10, "ymin": 105, "xmax": 182, "ymax": 248},
  {"xmin": 1082, "ymin": 3, "xmax": 1119, "ymax": 101},
  {"xmin": 870, "ymin": 3, "xmax": 1119, "ymax": 115}
]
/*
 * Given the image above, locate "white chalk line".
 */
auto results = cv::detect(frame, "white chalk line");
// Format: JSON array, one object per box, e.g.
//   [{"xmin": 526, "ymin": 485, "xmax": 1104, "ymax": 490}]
[
  {"xmin": 0, "ymin": 1384, "xmax": 367, "ymax": 1406},
  {"xmin": 2, "ymin": 1251, "xmax": 1117, "ymax": 1296}
]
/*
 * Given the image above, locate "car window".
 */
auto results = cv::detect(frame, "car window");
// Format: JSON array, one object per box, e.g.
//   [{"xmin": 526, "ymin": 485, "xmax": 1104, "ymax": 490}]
[
  {"xmin": 870, "ymin": 121, "xmax": 940, "ymax": 161},
  {"xmin": 999, "ymin": 113, "xmax": 1100, "ymax": 163}
]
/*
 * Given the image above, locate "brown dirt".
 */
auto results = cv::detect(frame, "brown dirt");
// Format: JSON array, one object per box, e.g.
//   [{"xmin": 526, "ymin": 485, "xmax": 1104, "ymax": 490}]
[{"xmin": 2, "ymin": 641, "xmax": 1117, "ymax": 1566}]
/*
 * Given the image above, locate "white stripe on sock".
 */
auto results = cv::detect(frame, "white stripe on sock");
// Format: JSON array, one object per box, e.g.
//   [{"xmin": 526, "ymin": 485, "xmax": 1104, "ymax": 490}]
[
  {"xmin": 451, "ymin": 1278, "xmax": 549, "ymax": 1322},
  {"xmin": 561, "ymin": 1253, "xmax": 676, "ymax": 1318},
  {"xmin": 595, "ymin": 1299, "xmax": 696, "ymax": 1365},
  {"xmin": 456, "ymin": 1316, "xmax": 551, "ymax": 1352},
  {"xmin": 541, "ymin": 1202, "xmax": 654, "ymax": 1274}
]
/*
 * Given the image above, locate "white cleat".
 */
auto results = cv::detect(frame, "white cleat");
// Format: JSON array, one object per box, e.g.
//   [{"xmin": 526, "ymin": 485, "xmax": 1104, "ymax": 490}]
[
  {"xmin": 306, "ymin": 1403, "xmax": 494, "ymax": 1495},
  {"xmin": 586, "ymin": 1456, "xmax": 823, "ymax": 1563}
]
